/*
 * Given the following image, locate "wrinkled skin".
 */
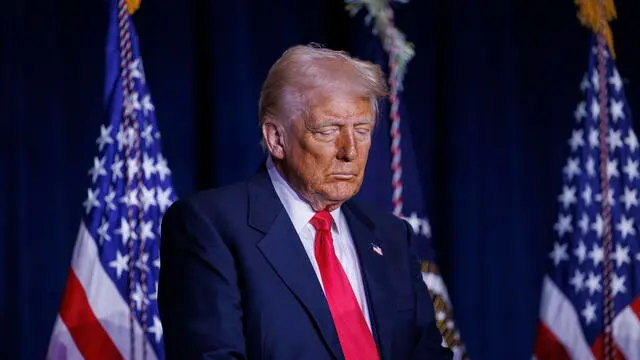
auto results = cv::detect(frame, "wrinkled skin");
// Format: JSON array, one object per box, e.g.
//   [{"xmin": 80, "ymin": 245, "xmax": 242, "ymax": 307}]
[{"xmin": 263, "ymin": 92, "xmax": 374, "ymax": 212}]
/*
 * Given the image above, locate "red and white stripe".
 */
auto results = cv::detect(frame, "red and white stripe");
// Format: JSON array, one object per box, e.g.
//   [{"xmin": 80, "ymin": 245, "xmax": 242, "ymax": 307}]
[
  {"xmin": 534, "ymin": 275, "xmax": 640, "ymax": 360},
  {"xmin": 47, "ymin": 222, "xmax": 157, "ymax": 360}
]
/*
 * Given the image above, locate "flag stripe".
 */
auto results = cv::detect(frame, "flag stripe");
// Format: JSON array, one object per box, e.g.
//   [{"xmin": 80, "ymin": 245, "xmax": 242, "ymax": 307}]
[
  {"xmin": 589, "ymin": 333, "xmax": 625, "ymax": 360},
  {"xmin": 58, "ymin": 267, "xmax": 122, "ymax": 359},
  {"xmin": 539, "ymin": 276, "xmax": 595, "ymax": 360},
  {"xmin": 534, "ymin": 321, "xmax": 572, "ymax": 360},
  {"xmin": 612, "ymin": 297, "xmax": 640, "ymax": 359},
  {"xmin": 68, "ymin": 222, "xmax": 159, "ymax": 360},
  {"xmin": 47, "ymin": 316, "xmax": 85, "ymax": 360}
]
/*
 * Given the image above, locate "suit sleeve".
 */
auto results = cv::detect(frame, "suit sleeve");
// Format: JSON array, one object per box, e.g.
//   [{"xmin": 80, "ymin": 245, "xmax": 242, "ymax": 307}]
[
  {"xmin": 402, "ymin": 220, "xmax": 454, "ymax": 360},
  {"xmin": 158, "ymin": 199, "xmax": 246, "ymax": 359}
]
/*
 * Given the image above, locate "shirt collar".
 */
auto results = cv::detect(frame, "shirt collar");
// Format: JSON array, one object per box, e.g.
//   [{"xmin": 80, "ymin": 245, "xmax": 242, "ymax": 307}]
[{"xmin": 266, "ymin": 156, "xmax": 341, "ymax": 234}]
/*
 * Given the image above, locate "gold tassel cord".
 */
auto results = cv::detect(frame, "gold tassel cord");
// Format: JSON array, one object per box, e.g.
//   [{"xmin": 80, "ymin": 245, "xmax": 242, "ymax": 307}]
[
  {"xmin": 127, "ymin": 0, "xmax": 141, "ymax": 15},
  {"xmin": 575, "ymin": 0, "xmax": 617, "ymax": 58}
]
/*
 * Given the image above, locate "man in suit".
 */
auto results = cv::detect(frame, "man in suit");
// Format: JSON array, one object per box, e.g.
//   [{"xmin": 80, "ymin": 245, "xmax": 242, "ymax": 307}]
[{"xmin": 158, "ymin": 44, "xmax": 453, "ymax": 360}]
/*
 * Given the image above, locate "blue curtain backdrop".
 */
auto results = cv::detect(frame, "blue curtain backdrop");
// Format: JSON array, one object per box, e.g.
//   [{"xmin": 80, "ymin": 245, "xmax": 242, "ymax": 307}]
[{"xmin": 2, "ymin": 0, "xmax": 639, "ymax": 359}]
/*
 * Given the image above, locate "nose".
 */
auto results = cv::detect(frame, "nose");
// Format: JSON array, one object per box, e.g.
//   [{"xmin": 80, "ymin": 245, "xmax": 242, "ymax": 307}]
[{"xmin": 336, "ymin": 129, "xmax": 357, "ymax": 161}]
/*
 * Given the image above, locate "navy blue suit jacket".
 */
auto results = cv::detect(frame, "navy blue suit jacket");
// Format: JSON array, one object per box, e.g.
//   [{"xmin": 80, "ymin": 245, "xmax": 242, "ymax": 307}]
[{"xmin": 158, "ymin": 167, "xmax": 453, "ymax": 360}]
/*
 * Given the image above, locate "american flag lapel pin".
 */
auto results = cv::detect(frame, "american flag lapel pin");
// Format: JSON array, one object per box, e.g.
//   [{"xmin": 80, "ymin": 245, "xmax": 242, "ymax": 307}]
[{"xmin": 372, "ymin": 243, "xmax": 383, "ymax": 256}]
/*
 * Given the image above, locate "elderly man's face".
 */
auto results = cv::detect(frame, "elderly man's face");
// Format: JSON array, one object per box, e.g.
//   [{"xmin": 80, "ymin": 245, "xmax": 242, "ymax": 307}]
[{"xmin": 280, "ymin": 93, "xmax": 374, "ymax": 210}]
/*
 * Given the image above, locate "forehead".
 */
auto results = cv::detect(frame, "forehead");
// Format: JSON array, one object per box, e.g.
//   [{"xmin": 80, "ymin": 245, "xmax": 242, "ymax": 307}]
[{"xmin": 310, "ymin": 94, "xmax": 373, "ymax": 121}]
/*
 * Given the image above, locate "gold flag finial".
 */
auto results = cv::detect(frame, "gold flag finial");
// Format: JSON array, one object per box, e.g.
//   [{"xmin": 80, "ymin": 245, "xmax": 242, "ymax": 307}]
[
  {"xmin": 575, "ymin": 0, "xmax": 617, "ymax": 58},
  {"xmin": 127, "ymin": 0, "xmax": 141, "ymax": 15}
]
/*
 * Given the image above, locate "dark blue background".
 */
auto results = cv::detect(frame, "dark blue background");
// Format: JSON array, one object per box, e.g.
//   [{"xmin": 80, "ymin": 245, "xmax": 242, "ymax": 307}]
[{"xmin": 1, "ymin": 0, "xmax": 639, "ymax": 359}]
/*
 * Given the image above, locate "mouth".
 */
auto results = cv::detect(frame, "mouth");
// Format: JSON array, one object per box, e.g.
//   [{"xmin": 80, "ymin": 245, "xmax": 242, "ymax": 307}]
[{"xmin": 330, "ymin": 173, "xmax": 357, "ymax": 180}]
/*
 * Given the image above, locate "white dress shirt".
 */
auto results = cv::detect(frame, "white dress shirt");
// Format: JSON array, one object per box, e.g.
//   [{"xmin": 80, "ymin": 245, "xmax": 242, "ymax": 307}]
[{"xmin": 266, "ymin": 156, "xmax": 372, "ymax": 330}]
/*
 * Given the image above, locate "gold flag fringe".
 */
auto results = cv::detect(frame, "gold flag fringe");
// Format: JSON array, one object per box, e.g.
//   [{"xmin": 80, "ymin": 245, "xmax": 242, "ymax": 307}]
[
  {"xmin": 575, "ymin": 0, "xmax": 617, "ymax": 58},
  {"xmin": 127, "ymin": 0, "xmax": 141, "ymax": 15}
]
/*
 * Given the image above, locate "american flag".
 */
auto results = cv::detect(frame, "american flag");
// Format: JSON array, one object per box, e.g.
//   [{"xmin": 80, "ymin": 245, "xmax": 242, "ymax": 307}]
[
  {"xmin": 534, "ymin": 34, "xmax": 640, "ymax": 359},
  {"xmin": 343, "ymin": 2, "xmax": 469, "ymax": 358},
  {"xmin": 47, "ymin": 1, "xmax": 176, "ymax": 359}
]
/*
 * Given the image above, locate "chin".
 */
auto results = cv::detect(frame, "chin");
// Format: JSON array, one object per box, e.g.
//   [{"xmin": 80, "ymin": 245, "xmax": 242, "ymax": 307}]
[{"xmin": 323, "ymin": 186, "xmax": 359, "ymax": 203}]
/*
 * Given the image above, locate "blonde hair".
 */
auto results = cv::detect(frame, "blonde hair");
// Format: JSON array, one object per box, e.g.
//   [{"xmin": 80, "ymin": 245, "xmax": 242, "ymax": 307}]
[{"xmin": 258, "ymin": 44, "xmax": 388, "ymax": 133}]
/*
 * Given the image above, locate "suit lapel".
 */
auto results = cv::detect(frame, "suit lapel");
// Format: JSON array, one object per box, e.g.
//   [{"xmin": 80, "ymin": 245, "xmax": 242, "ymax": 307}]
[
  {"xmin": 248, "ymin": 169, "xmax": 344, "ymax": 360},
  {"xmin": 343, "ymin": 202, "xmax": 394, "ymax": 360}
]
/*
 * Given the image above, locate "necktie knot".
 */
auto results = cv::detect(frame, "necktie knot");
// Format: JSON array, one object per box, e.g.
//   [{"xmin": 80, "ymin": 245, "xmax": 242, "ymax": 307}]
[{"xmin": 310, "ymin": 210, "xmax": 332, "ymax": 232}]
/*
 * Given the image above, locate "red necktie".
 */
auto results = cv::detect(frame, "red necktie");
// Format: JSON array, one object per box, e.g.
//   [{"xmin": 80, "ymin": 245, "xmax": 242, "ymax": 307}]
[{"xmin": 310, "ymin": 211, "xmax": 379, "ymax": 360}]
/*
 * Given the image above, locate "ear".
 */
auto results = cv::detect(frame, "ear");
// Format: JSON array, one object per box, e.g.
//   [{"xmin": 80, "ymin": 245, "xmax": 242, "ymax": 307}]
[{"xmin": 261, "ymin": 117, "xmax": 286, "ymax": 160}]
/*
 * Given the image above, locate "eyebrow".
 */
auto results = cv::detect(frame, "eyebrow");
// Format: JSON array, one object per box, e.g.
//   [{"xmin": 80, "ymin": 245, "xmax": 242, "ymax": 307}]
[{"xmin": 313, "ymin": 117, "xmax": 374, "ymax": 127}]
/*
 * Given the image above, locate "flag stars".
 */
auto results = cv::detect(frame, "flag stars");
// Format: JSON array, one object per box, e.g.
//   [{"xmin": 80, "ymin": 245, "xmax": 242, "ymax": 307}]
[
  {"xmin": 549, "ymin": 242, "xmax": 569, "ymax": 266},
  {"xmin": 140, "ymin": 186, "xmax": 157, "ymax": 212},
  {"xmin": 124, "ymin": 92, "xmax": 142, "ymax": 118},
  {"xmin": 141, "ymin": 124, "xmax": 155, "ymax": 146},
  {"xmin": 141, "ymin": 94, "xmax": 155, "ymax": 116},
  {"xmin": 586, "ymin": 157, "xmax": 596, "ymax": 177},
  {"xmin": 590, "ymin": 98, "xmax": 600, "ymax": 120},
  {"xmin": 568, "ymin": 129, "xmax": 585, "ymax": 151},
  {"xmin": 613, "ymin": 244, "xmax": 631, "ymax": 268},
  {"xmin": 580, "ymin": 74, "xmax": 591, "ymax": 92},
  {"xmin": 620, "ymin": 186, "xmax": 638, "ymax": 211},
  {"xmin": 581, "ymin": 185, "xmax": 592, "ymax": 206},
  {"xmin": 582, "ymin": 300, "xmax": 597, "ymax": 325},
  {"xmin": 116, "ymin": 218, "xmax": 137, "ymax": 244},
  {"xmin": 609, "ymin": 68, "xmax": 623, "ymax": 93},
  {"xmin": 575, "ymin": 101, "xmax": 588, "ymax": 121},
  {"xmin": 591, "ymin": 70, "xmax": 600, "ymax": 92},
  {"xmin": 588, "ymin": 128, "xmax": 599, "ymax": 149},
  {"xmin": 554, "ymin": 214, "xmax": 573, "ymax": 237},
  {"xmin": 591, "ymin": 214, "xmax": 604, "ymax": 238},
  {"xmin": 610, "ymin": 99, "xmax": 625, "ymax": 122},
  {"xmin": 558, "ymin": 186, "xmax": 577, "ymax": 209},
  {"xmin": 615, "ymin": 216, "xmax": 635, "ymax": 240},
  {"xmin": 96, "ymin": 124, "xmax": 114, "ymax": 151},
  {"xmin": 588, "ymin": 244, "xmax": 604, "ymax": 267},
  {"xmin": 156, "ymin": 187, "xmax": 173, "ymax": 212},
  {"xmin": 83, "ymin": 188, "xmax": 100, "ymax": 214},
  {"xmin": 120, "ymin": 187, "xmax": 140, "ymax": 208},
  {"xmin": 88, "ymin": 156, "xmax": 107, "ymax": 183},
  {"xmin": 578, "ymin": 214, "xmax": 590, "ymax": 235},
  {"xmin": 611, "ymin": 273, "xmax": 626, "ymax": 297},
  {"xmin": 607, "ymin": 129, "xmax": 623, "ymax": 152},
  {"xmin": 569, "ymin": 269, "xmax": 585, "ymax": 293},
  {"xmin": 607, "ymin": 159, "xmax": 620, "ymax": 180},
  {"xmin": 104, "ymin": 188, "xmax": 116, "ymax": 211},
  {"xmin": 128, "ymin": 58, "xmax": 145, "ymax": 83},
  {"xmin": 111, "ymin": 155, "xmax": 124, "ymax": 180},
  {"xmin": 109, "ymin": 251, "xmax": 129, "ymax": 279},
  {"xmin": 117, "ymin": 126, "xmax": 137, "ymax": 151},
  {"xmin": 148, "ymin": 316, "xmax": 163, "ymax": 343},
  {"xmin": 595, "ymin": 188, "xmax": 615, "ymax": 207},
  {"xmin": 585, "ymin": 272, "xmax": 602, "ymax": 296},
  {"xmin": 97, "ymin": 218, "xmax": 111, "ymax": 245},
  {"xmin": 136, "ymin": 252, "xmax": 151, "ymax": 273},
  {"xmin": 622, "ymin": 159, "xmax": 639, "ymax": 181},
  {"xmin": 131, "ymin": 283, "xmax": 150, "ymax": 311},
  {"xmin": 563, "ymin": 158, "xmax": 581, "ymax": 180},
  {"xmin": 156, "ymin": 154, "xmax": 171, "ymax": 181},
  {"xmin": 625, "ymin": 131, "xmax": 639, "ymax": 152},
  {"xmin": 149, "ymin": 281, "xmax": 158, "ymax": 301},
  {"xmin": 142, "ymin": 153, "xmax": 157, "ymax": 179},
  {"xmin": 140, "ymin": 220, "xmax": 156, "ymax": 242},
  {"xmin": 126, "ymin": 157, "xmax": 140, "ymax": 182}
]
